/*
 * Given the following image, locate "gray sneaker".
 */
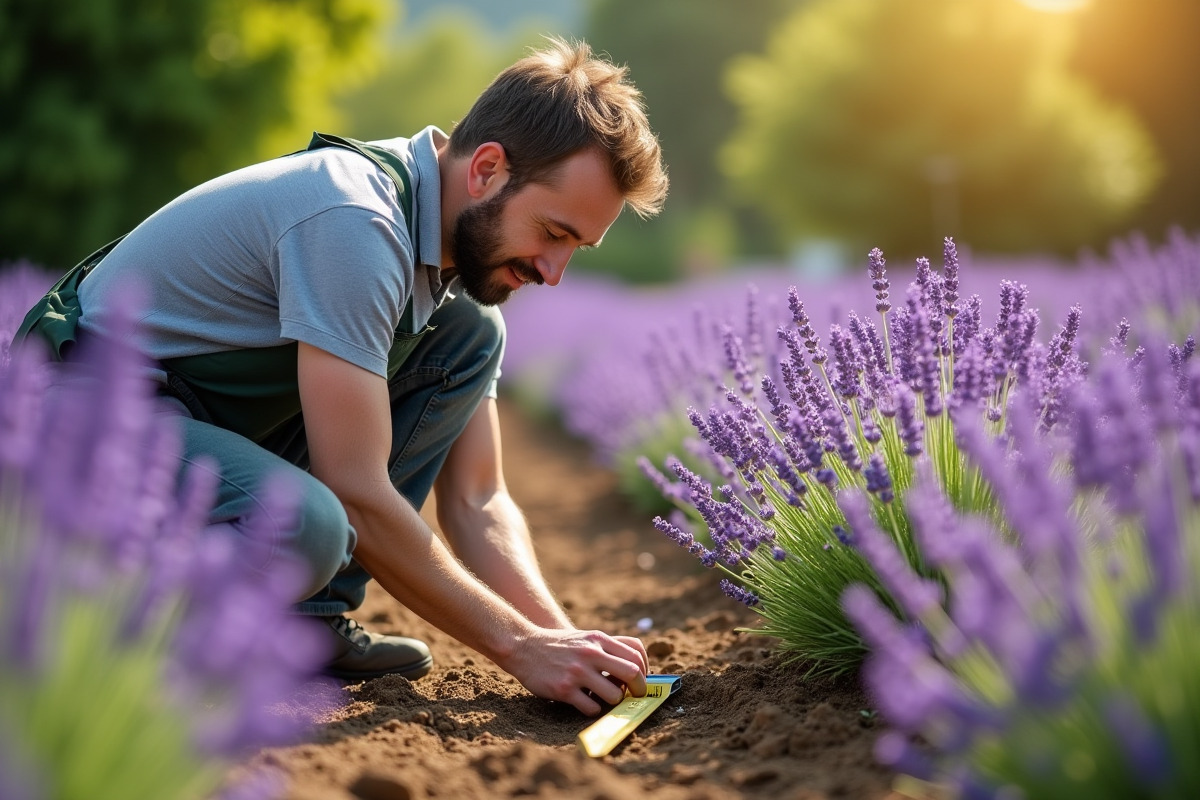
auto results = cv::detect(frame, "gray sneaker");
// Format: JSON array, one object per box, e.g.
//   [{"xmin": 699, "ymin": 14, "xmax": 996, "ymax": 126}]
[{"xmin": 320, "ymin": 616, "xmax": 433, "ymax": 681}]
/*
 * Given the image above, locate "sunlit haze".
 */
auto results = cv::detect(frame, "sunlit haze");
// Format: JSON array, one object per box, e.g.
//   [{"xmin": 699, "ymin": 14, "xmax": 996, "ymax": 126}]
[{"xmin": 1016, "ymin": 0, "xmax": 1090, "ymax": 12}]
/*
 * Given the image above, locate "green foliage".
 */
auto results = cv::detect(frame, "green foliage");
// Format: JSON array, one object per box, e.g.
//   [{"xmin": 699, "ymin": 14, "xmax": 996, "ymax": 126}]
[
  {"xmin": 722, "ymin": 0, "xmax": 1163, "ymax": 259},
  {"xmin": 336, "ymin": 12, "xmax": 531, "ymax": 141},
  {"xmin": 0, "ymin": 0, "xmax": 389, "ymax": 270},
  {"xmin": 1069, "ymin": 0, "xmax": 1200, "ymax": 239},
  {"xmin": 741, "ymin": 410, "xmax": 997, "ymax": 675},
  {"xmin": 579, "ymin": 0, "xmax": 793, "ymax": 275},
  {"xmin": 0, "ymin": 506, "xmax": 221, "ymax": 800},
  {"xmin": 613, "ymin": 412, "xmax": 703, "ymax": 515}
]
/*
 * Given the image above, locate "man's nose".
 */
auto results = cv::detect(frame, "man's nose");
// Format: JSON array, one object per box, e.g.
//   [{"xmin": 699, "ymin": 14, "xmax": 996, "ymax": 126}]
[{"xmin": 535, "ymin": 245, "xmax": 573, "ymax": 286}]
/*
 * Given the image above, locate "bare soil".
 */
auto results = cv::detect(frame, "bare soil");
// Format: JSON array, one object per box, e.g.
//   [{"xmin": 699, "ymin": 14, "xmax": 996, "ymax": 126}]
[{"xmin": 248, "ymin": 401, "xmax": 897, "ymax": 800}]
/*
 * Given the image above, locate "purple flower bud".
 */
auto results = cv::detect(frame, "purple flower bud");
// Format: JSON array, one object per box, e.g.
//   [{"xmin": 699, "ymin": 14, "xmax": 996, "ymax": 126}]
[
  {"xmin": 823, "ymin": 402, "xmax": 862, "ymax": 471},
  {"xmin": 1109, "ymin": 318, "xmax": 1132, "ymax": 354},
  {"xmin": 743, "ymin": 284, "xmax": 764, "ymax": 361},
  {"xmin": 829, "ymin": 324, "xmax": 862, "ymax": 400},
  {"xmin": 787, "ymin": 287, "xmax": 827, "ymax": 365},
  {"xmin": 720, "ymin": 578, "xmax": 760, "ymax": 607},
  {"xmin": 894, "ymin": 382, "xmax": 924, "ymax": 457},
  {"xmin": 721, "ymin": 324, "xmax": 756, "ymax": 397},
  {"xmin": 868, "ymin": 247, "xmax": 891, "ymax": 314},
  {"xmin": 942, "ymin": 237, "xmax": 960, "ymax": 319},
  {"xmin": 953, "ymin": 294, "xmax": 982, "ymax": 353},
  {"xmin": 863, "ymin": 453, "xmax": 894, "ymax": 503},
  {"xmin": 950, "ymin": 339, "xmax": 988, "ymax": 412}
]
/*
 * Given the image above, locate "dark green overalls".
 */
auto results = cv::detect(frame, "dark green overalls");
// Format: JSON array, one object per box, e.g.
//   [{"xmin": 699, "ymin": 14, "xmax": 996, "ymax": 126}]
[{"xmin": 13, "ymin": 133, "xmax": 430, "ymax": 443}]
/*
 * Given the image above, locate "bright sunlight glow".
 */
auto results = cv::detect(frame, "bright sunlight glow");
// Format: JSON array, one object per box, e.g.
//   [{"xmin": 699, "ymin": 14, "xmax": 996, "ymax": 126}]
[{"xmin": 1016, "ymin": 0, "xmax": 1090, "ymax": 12}]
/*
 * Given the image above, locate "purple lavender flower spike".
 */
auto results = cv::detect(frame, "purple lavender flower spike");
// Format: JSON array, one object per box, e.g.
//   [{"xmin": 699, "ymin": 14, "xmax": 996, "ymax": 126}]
[
  {"xmin": 721, "ymin": 324, "xmax": 756, "ymax": 397},
  {"xmin": 842, "ymin": 584, "xmax": 976, "ymax": 736},
  {"xmin": 654, "ymin": 514, "xmax": 707, "ymax": 558},
  {"xmin": 0, "ymin": 345, "xmax": 48, "ymax": 472},
  {"xmin": 638, "ymin": 456, "xmax": 689, "ymax": 504},
  {"xmin": 1109, "ymin": 318, "xmax": 1132, "ymax": 354},
  {"xmin": 1182, "ymin": 429, "xmax": 1200, "ymax": 504},
  {"xmin": 904, "ymin": 284, "xmax": 939, "ymax": 405},
  {"xmin": 904, "ymin": 462, "xmax": 967, "ymax": 568},
  {"xmin": 954, "ymin": 295, "xmax": 982, "ymax": 353},
  {"xmin": 923, "ymin": 272, "xmax": 946, "ymax": 352},
  {"xmin": 868, "ymin": 247, "xmax": 891, "ymax": 314},
  {"xmin": 787, "ymin": 287, "xmax": 827, "ymax": 365},
  {"xmin": 822, "ymin": 401, "xmax": 862, "ymax": 471},
  {"xmin": 950, "ymin": 339, "xmax": 988, "ymax": 413},
  {"xmin": 1136, "ymin": 337, "xmax": 1180, "ymax": 434},
  {"xmin": 849, "ymin": 312, "xmax": 888, "ymax": 401},
  {"xmin": 890, "ymin": 308, "xmax": 918, "ymax": 388},
  {"xmin": 761, "ymin": 374, "xmax": 790, "ymax": 426},
  {"xmin": 5, "ymin": 522, "xmax": 61, "ymax": 672},
  {"xmin": 873, "ymin": 731, "xmax": 935, "ymax": 781},
  {"xmin": 915, "ymin": 256, "xmax": 932, "ymax": 295},
  {"xmin": 863, "ymin": 453, "xmax": 894, "ymax": 503},
  {"xmin": 840, "ymin": 491, "xmax": 939, "ymax": 617},
  {"xmin": 720, "ymin": 578, "xmax": 760, "ymax": 607},
  {"xmin": 744, "ymin": 284, "xmax": 764, "ymax": 361},
  {"xmin": 942, "ymin": 237, "xmax": 960, "ymax": 319},
  {"xmin": 829, "ymin": 324, "xmax": 862, "ymax": 400},
  {"xmin": 1103, "ymin": 695, "xmax": 1173, "ymax": 788},
  {"xmin": 894, "ymin": 382, "xmax": 925, "ymax": 456}
]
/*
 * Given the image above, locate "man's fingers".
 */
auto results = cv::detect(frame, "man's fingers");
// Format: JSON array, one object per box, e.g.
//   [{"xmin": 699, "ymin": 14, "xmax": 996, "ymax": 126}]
[
  {"xmin": 572, "ymin": 689, "xmax": 604, "ymax": 717},
  {"xmin": 586, "ymin": 675, "xmax": 627, "ymax": 707},
  {"xmin": 613, "ymin": 634, "xmax": 649, "ymax": 674},
  {"xmin": 598, "ymin": 636, "xmax": 648, "ymax": 697}
]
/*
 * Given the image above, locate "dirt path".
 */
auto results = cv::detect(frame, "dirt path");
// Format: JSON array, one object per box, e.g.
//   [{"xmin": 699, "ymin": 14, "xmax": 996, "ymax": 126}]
[{"xmin": 254, "ymin": 400, "xmax": 895, "ymax": 799}]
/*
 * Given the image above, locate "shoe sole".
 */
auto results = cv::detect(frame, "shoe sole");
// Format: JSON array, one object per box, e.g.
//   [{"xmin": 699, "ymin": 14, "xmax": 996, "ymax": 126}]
[{"xmin": 322, "ymin": 653, "xmax": 434, "ymax": 682}]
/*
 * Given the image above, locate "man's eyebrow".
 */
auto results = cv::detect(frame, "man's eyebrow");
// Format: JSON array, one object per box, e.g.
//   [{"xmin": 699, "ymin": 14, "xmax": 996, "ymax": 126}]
[{"xmin": 548, "ymin": 218, "xmax": 599, "ymax": 247}]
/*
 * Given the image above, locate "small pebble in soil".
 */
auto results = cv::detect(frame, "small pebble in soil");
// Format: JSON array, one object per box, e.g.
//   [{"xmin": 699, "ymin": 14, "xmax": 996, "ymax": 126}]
[
  {"xmin": 636, "ymin": 552, "xmax": 656, "ymax": 570},
  {"xmin": 636, "ymin": 616, "xmax": 653, "ymax": 632}
]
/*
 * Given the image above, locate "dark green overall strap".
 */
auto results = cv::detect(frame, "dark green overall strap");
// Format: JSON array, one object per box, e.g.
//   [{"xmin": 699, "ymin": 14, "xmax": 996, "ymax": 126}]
[
  {"xmin": 304, "ymin": 132, "xmax": 419, "ymax": 329},
  {"xmin": 159, "ymin": 133, "xmax": 425, "ymax": 442},
  {"xmin": 11, "ymin": 235, "xmax": 126, "ymax": 359}
]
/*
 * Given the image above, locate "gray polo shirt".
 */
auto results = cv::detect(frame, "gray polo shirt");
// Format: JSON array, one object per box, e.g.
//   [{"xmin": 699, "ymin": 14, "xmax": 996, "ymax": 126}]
[{"xmin": 78, "ymin": 126, "xmax": 456, "ymax": 381}]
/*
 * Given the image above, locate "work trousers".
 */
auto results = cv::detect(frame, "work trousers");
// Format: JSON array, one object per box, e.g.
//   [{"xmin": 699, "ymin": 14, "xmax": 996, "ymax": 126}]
[{"xmin": 164, "ymin": 296, "xmax": 505, "ymax": 616}]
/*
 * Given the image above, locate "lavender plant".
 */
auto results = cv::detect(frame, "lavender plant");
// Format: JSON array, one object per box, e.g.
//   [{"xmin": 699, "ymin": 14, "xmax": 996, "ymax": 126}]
[
  {"xmin": 0, "ymin": 276, "xmax": 334, "ymax": 800},
  {"xmin": 645, "ymin": 239, "xmax": 1089, "ymax": 674},
  {"xmin": 843, "ymin": 336, "xmax": 1200, "ymax": 798}
]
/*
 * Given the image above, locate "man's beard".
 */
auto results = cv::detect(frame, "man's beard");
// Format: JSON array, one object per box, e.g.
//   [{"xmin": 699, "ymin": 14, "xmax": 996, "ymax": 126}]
[{"xmin": 450, "ymin": 189, "xmax": 544, "ymax": 306}]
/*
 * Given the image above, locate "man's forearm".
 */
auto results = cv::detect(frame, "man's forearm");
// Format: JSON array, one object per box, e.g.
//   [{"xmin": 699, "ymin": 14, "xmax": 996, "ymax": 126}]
[
  {"xmin": 438, "ymin": 490, "xmax": 573, "ymax": 629},
  {"xmin": 341, "ymin": 481, "xmax": 539, "ymax": 665}
]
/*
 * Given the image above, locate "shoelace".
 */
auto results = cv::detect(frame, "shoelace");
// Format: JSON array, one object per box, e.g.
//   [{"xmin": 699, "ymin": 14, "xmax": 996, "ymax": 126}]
[{"xmin": 330, "ymin": 616, "xmax": 367, "ymax": 639}]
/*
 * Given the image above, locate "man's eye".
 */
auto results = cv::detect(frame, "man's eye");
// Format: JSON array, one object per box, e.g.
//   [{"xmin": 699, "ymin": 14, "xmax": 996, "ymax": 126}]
[{"xmin": 545, "ymin": 228, "xmax": 566, "ymax": 241}]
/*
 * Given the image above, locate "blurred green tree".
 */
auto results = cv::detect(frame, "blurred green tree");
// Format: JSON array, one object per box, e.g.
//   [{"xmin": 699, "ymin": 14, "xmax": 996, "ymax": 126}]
[
  {"xmin": 576, "ymin": 0, "xmax": 793, "ymax": 282},
  {"xmin": 336, "ymin": 12, "xmax": 528, "ymax": 142},
  {"xmin": 0, "ymin": 0, "xmax": 389, "ymax": 270},
  {"xmin": 722, "ymin": 0, "xmax": 1162, "ymax": 260},
  {"xmin": 1069, "ymin": 0, "xmax": 1200, "ymax": 239}
]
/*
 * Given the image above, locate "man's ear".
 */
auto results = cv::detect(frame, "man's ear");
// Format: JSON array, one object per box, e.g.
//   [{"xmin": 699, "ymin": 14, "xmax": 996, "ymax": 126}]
[{"xmin": 466, "ymin": 142, "xmax": 510, "ymax": 200}]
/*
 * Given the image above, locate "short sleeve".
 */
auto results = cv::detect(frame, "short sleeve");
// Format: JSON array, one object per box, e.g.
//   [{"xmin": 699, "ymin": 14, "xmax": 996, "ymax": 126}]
[{"xmin": 275, "ymin": 206, "xmax": 414, "ymax": 377}]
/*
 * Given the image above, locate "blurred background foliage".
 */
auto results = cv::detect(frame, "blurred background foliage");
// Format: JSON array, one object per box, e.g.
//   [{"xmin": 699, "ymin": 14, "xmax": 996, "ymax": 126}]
[{"xmin": 1, "ymin": 0, "xmax": 1196, "ymax": 280}]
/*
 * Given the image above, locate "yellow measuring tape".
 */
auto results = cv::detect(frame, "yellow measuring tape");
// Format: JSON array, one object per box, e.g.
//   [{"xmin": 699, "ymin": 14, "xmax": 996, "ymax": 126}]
[{"xmin": 577, "ymin": 674, "xmax": 681, "ymax": 757}]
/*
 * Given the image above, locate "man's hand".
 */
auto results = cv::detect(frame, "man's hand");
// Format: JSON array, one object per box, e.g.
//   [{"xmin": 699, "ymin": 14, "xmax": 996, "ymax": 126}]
[{"xmin": 501, "ymin": 629, "xmax": 650, "ymax": 716}]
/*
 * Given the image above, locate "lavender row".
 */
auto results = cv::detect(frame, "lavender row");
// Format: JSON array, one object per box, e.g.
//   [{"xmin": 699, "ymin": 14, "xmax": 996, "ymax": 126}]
[{"xmin": 0, "ymin": 269, "xmax": 335, "ymax": 800}]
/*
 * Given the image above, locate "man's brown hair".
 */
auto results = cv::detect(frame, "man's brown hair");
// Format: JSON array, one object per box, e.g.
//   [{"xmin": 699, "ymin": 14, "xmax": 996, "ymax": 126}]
[{"xmin": 448, "ymin": 37, "xmax": 668, "ymax": 219}]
